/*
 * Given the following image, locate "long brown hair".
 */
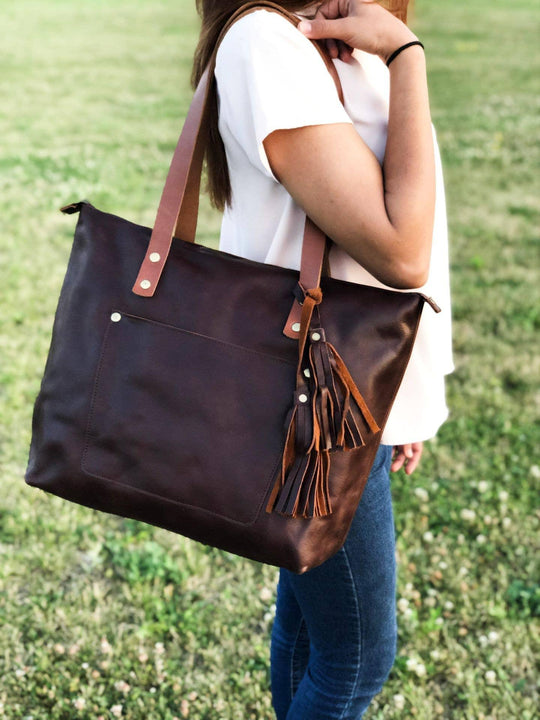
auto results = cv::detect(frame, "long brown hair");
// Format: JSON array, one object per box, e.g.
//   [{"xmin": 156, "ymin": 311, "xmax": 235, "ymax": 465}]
[{"xmin": 192, "ymin": 1, "xmax": 411, "ymax": 210}]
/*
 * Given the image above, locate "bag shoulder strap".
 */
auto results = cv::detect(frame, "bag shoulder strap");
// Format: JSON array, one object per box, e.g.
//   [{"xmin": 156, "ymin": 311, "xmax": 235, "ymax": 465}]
[{"xmin": 132, "ymin": 2, "xmax": 344, "ymax": 338}]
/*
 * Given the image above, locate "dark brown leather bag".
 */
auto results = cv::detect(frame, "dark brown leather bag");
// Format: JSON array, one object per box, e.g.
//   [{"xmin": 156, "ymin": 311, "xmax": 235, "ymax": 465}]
[{"xmin": 25, "ymin": 1, "xmax": 439, "ymax": 573}]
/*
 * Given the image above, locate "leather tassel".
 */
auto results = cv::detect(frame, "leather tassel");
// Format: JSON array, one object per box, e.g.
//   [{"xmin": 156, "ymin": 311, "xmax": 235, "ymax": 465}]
[
  {"xmin": 273, "ymin": 443, "xmax": 332, "ymax": 519},
  {"xmin": 308, "ymin": 328, "xmax": 380, "ymax": 453},
  {"xmin": 296, "ymin": 449, "xmax": 331, "ymax": 518},
  {"xmin": 266, "ymin": 286, "xmax": 380, "ymax": 520},
  {"xmin": 308, "ymin": 328, "xmax": 341, "ymax": 451},
  {"xmin": 326, "ymin": 339, "xmax": 380, "ymax": 448},
  {"xmin": 266, "ymin": 387, "xmax": 330, "ymax": 518}
]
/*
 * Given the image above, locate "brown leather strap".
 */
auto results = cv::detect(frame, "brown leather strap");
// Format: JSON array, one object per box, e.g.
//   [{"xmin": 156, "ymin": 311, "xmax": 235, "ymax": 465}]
[
  {"xmin": 132, "ymin": 1, "xmax": 344, "ymax": 310},
  {"xmin": 132, "ymin": 67, "xmax": 210, "ymax": 296},
  {"xmin": 173, "ymin": 10, "xmax": 343, "ymax": 243}
]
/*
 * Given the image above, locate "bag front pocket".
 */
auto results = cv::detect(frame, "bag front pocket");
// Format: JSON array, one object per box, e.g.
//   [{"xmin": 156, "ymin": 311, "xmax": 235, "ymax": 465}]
[{"xmin": 83, "ymin": 311, "xmax": 296, "ymax": 524}]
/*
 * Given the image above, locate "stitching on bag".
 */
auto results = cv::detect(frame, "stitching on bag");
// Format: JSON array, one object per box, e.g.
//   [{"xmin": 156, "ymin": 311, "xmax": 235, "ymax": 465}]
[
  {"xmin": 81, "ymin": 321, "xmax": 113, "ymax": 475},
  {"xmin": 81, "ymin": 439, "xmax": 283, "ymax": 528},
  {"xmin": 119, "ymin": 310, "xmax": 296, "ymax": 366},
  {"xmin": 81, "ymin": 314, "xmax": 287, "ymax": 527}
]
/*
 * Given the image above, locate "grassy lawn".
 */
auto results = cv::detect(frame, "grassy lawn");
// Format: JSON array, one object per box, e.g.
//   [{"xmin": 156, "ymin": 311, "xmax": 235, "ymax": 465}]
[{"xmin": 0, "ymin": 0, "xmax": 538, "ymax": 718}]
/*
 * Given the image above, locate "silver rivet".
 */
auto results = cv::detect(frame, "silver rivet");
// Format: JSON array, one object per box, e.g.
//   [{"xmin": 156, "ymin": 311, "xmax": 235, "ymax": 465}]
[
  {"xmin": 298, "ymin": 393, "xmax": 308, "ymax": 404},
  {"xmin": 149, "ymin": 252, "xmax": 161, "ymax": 263},
  {"xmin": 140, "ymin": 279, "xmax": 151, "ymax": 290},
  {"xmin": 291, "ymin": 322, "xmax": 301, "ymax": 332},
  {"xmin": 111, "ymin": 312, "xmax": 122, "ymax": 323},
  {"xmin": 311, "ymin": 332, "xmax": 321, "ymax": 342},
  {"xmin": 303, "ymin": 368, "xmax": 311, "ymax": 378}
]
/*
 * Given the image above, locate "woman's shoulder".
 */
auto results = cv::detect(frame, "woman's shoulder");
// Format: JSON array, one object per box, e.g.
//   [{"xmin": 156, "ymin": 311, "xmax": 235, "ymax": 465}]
[
  {"xmin": 217, "ymin": 9, "xmax": 315, "ymax": 65},
  {"xmin": 222, "ymin": 8, "xmax": 299, "ymax": 37}
]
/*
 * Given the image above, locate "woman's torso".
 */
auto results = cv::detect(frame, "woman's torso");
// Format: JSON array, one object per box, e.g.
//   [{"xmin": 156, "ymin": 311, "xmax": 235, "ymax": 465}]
[{"xmin": 215, "ymin": 10, "xmax": 453, "ymax": 444}]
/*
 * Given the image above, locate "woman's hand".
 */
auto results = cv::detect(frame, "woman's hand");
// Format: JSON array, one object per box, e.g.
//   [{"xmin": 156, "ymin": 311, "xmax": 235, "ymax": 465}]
[
  {"xmin": 299, "ymin": 0, "xmax": 417, "ymax": 64},
  {"xmin": 391, "ymin": 442, "xmax": 424, "ymax": 475}
]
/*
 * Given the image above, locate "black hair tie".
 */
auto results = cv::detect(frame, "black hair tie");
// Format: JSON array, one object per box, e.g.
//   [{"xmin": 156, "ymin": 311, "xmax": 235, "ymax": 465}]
[{"xmin": 386, "ymin": 40, "xmax": 425, "ymax": 67}]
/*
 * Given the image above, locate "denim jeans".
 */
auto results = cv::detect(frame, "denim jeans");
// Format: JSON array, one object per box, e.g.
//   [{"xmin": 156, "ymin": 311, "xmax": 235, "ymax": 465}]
[{"xmin": 270, "ymin": 444, "xmax": 397, "ymax": 720}]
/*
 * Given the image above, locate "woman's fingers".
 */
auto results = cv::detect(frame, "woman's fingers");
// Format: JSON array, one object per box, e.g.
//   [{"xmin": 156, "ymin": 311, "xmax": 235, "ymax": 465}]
[
  {"xmin": 316, "ymin": 0, "xmax": 350, "ymax": 22},
  {"xmin": 391, "ymin": 445, "xmax": 409, "ymax": 472},
  {"xmin": 298, "ymin": 17, "xmax": 354, "ymax": 45},
  {"xmin": 298, "ymin": 0, "xmax": 416, "ymax": 60},
  {"xmin": 391, "ymin": 443, "xmax": 424, "ymax": 475},
  {"xmin": 320, "ymin": 37, "xmax": 353, "ymax": 63},
  {"xmin": 337, "ymin": 39, "xmax": 354, "ymax": 62},
  {"xmin": 325, "ymin": 37, "xmax": 339, "ymax": 59},
  {"xmin": 404, "ymin": 442, "xmax": 423, "ymax": 475}
]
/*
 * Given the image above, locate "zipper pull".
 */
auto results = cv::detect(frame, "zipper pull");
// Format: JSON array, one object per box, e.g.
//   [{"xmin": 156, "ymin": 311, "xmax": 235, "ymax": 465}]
[
  {"xmin": 60, "ymin": 201, "xmax": 85, "ymax": 215},
  {"xmin": 419, "ymin": 294, "xmax": 442, "ymax": 313}
]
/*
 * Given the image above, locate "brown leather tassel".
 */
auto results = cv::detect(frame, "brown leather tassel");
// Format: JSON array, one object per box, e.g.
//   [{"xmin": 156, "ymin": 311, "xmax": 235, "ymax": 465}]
[
  {"xmin": 326, "ymin": 340, "xmax": 380, "ymax": 448},
  {"xmin": 272, "ymin": 435, "xmax": 332, "ymax": 519},
  {"xmin": 308, "ymin": 328, "xmax": 342, "ymax": 451},
  {"xmin": 266, "ymin": 286, "xmax": 380, "ymax": 519},
  {"xmin": 308, "ymin": 328, "xmax": 380, "ymax": 453},
  {"xmin": 266, "ymin": 386, "xmax": 330, "ymax": 518},
  {"xmin": 296, "ymin": 449, "xmax": 331, "ymax": 517}
]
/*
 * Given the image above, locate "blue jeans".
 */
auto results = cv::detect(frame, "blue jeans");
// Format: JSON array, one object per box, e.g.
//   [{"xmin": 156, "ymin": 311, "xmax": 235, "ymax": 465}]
[{"xmin": 270, "ymin": 445, "xmax": 397, "ymax": 720}]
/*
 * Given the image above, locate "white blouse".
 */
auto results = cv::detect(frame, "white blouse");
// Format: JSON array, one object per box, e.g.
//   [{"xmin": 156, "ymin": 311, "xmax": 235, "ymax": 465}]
[{"xmin": 215, "ymin": 10, "xmax": 453, "ymax": 445}]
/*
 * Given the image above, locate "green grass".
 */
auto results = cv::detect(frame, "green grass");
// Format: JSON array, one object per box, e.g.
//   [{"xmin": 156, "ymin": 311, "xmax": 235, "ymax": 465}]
[{"xmin": 1, "ymin": 0, "xmax": 538, "ymax": 718}]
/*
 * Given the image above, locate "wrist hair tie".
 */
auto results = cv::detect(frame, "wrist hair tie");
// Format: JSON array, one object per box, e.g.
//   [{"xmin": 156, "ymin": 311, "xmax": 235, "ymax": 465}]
[{"xmin": 386, "ymin": 40, "xmax": 425, "ymax": 67}]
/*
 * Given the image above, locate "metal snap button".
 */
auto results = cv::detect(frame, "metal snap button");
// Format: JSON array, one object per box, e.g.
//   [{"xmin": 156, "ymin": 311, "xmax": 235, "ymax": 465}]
[
  {"xmin": 111, "ymin": 313, "xmax": 122, "ymax": 323},
  {"xmin": 149, "ymin": 252, "xmax": 161, "ymax": 263},
  {"xmin": 292, "ymin": 322, "xmax": 301, "ymax": 332},
  {"xmin": 140, "ymin": 280, "xmax": 151, "ymax": 290},
  {"xmin": 311, "ymin": 332, "xmax": 321, "ymax": 342},
  {"xmin": 298, "ymin": 393, "xmax": 308, "ymax": 404}
]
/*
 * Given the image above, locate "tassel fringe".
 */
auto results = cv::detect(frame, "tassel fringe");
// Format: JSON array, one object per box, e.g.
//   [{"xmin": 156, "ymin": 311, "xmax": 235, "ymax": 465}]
[{"xmin": 267, "ymin": 315, "xmax": 380, "ymax": 519}]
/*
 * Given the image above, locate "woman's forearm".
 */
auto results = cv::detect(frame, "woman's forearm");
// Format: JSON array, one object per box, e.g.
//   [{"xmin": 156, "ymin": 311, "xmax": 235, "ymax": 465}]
[
  {"xmin": 383, "ymin": 45, "xmax": 435, "ymax": 285},
  {"xmin": 294, "ymin": 1, "xmax": 437, "ymax": 287}
]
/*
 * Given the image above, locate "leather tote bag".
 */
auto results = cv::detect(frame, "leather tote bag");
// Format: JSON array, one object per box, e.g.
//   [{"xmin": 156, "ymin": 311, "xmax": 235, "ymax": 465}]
[{"xmin": 25, "ymin": 1, "xmax": 439, "ymax": 573}]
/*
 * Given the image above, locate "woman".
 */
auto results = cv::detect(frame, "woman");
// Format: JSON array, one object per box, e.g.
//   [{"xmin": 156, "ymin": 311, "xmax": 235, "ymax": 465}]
[{"xmin": 192, "ymin": 0, "xmax": 453, "ymax": 717}]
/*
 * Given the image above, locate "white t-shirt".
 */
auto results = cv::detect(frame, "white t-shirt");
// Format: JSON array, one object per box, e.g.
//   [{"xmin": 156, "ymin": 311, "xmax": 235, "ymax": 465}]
[{"xmin": 215, "ymin": 10, "xmax": 454, "ymax": 445}]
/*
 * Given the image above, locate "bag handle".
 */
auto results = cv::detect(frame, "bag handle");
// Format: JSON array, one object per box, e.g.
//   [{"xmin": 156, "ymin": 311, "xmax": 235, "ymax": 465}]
[
  {"xmin": 173, "ymin": 2, "xmax": 344, "ymax": 249},
  {"xmin": 132, "ymin": 1, "xmax": 344, "ymax": 337}
]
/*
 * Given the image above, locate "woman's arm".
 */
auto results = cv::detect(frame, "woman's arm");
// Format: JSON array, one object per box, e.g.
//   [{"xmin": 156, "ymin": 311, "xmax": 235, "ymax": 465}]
[{"xmin": 263, "ymin": 0, "xmax": 435, "ymax": 289}]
